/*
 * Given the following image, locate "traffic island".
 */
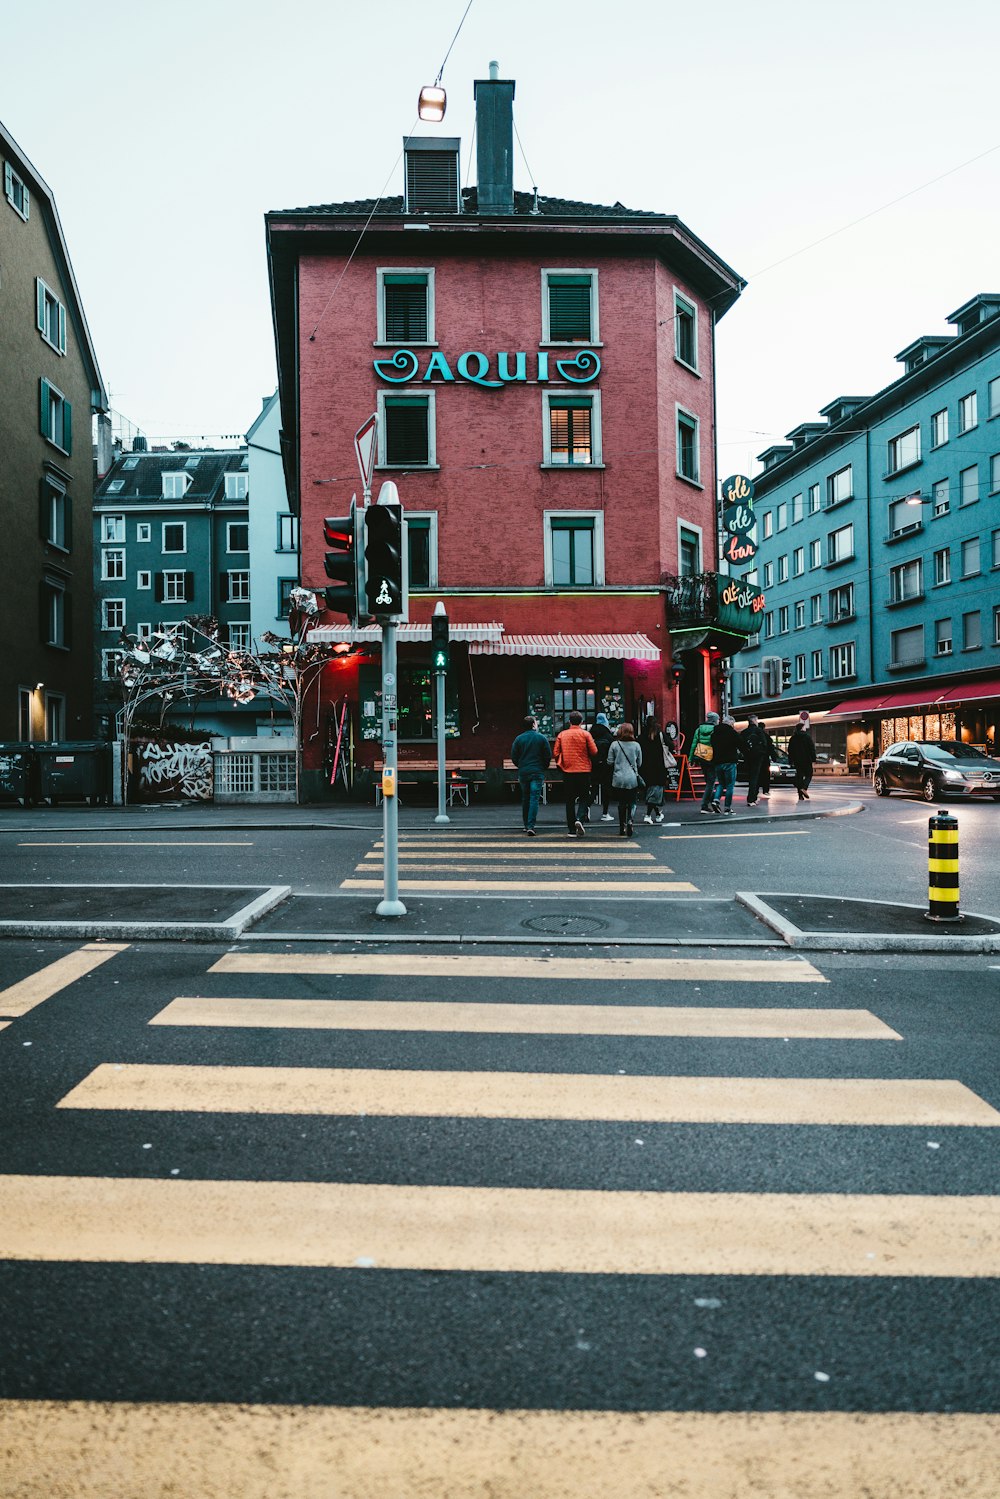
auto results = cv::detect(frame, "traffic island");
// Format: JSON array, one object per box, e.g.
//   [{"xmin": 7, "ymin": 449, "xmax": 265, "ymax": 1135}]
[
  {"xmin": 0, "ymin": 883, "xmax": 291, "ymax": 942},
  {"xmin": 738, "ymin": 892, "xmax": 1000, "ymax": 953}
]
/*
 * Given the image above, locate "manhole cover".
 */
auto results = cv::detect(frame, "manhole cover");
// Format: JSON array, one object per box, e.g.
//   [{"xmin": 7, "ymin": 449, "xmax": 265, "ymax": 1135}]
[{"xmin": 522, "ymin": 913, "xmax": 609, "ymax": 935}]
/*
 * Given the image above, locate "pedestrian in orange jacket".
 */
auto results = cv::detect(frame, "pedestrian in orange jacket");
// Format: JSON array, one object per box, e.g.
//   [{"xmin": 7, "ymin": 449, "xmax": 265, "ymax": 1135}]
[{"xmin": 553, "ymin": 711, "xmax": 598, "ymax": 837}]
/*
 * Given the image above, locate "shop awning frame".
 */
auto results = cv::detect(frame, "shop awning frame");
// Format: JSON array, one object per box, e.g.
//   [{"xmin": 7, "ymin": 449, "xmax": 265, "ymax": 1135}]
[
  {"xmin": 827, "ymin": 676, "xmax": 1000, "ymax": 718},
  {"xmin": 308, "ymin": 622, "xmax": 504, "ymax": 644},
  {"xmin": 468, "ymin": 632, "xmax": 661, "ymax": 661}
]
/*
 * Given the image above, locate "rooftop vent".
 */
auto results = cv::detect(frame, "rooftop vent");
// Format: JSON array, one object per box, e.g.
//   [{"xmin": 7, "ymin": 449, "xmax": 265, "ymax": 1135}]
[{"xmin": 403, "ymin": 136, "xmax": 460, "ymax": 214}]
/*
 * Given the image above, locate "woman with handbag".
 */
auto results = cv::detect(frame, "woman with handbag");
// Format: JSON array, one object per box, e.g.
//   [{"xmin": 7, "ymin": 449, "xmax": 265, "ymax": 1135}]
[
  {"xmin": 607, "ymin": 722, "xmax": 643, "ymax": 837},
  {"xmin": 691, "ymin": 711, "xmax": 720, "ymax": 813},
  {"xmin": 639, "ymin": 720, "xmax": 670, "ymax": 824}
]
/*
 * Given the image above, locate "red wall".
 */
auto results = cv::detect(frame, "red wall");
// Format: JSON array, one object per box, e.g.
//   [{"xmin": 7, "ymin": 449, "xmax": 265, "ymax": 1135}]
[{"xmin": 296, "ymin": 243, "xmax": 720, "ymax": 773}]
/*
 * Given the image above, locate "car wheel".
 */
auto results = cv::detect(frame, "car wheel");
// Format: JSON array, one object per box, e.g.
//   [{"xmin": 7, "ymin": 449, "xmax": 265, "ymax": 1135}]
[
  {"xmin": 873, "ymin": 773, "xmax": 890, "ymax": 797},
  {"xmin": 921, "ymin": 775, "xmax": 940, "ymax": 803}
]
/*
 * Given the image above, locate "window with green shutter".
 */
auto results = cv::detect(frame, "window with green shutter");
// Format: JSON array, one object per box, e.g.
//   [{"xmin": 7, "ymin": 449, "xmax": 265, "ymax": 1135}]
[
  {"xmin": 384, "ymin": 396, "xmax": 430, "ymax": 465},
  {"xmin": 383, "ymin": 274, "xmax": 429, "ymax": 342},
  {"xmin": 545, "ymin": 273, "xmax": 594, "ymax": 342},
  {"xmin": 36, "ymin": 278, "xmax": 67, "ymax": 354},
  {"xmin": 39, "ymin": 379, "xmax": 71, "ymax": 454}
]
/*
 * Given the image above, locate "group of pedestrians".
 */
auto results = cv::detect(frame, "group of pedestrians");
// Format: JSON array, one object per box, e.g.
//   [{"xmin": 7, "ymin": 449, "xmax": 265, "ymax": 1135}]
[
  {"xmin": 692, "ymin": 707, "xmax": 817, "ymax": 814},
  {"xmin": 510, "ymin": 712, "xmax": 682, "ymax": 838},
  {"xmin": 511, "ymin": 705, "xmax": 820, "ymax": 833}
]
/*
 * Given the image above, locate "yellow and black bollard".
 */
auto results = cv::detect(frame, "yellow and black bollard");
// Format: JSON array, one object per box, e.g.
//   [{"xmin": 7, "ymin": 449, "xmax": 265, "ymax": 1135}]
[{"xmin": 926, "ymin": 810, "xmax": 963, "ymax": 923}]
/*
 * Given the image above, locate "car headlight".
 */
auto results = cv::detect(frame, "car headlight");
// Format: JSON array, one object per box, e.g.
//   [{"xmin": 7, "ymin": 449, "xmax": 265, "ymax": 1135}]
[{"xmin": 941, "ymin": 769, "xmax": 965, "ymax": 781}]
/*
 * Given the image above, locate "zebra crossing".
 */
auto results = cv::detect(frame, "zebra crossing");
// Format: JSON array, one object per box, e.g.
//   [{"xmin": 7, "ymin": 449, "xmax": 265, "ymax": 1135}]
[
  {"xmin": 1, "ymin": 941, "xmax": 999, "ymax": 1496},
  {"xmin": 339, "ymin": 826, "xmax": 700, "ymax": 894}
]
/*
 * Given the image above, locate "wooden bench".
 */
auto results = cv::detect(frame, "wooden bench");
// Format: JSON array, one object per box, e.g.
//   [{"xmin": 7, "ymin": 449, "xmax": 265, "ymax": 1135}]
[
  {"xmin": 503, "ymin": 759, "xmax": 563, "ymax": 804},
  {"xmin": 372, "ymin": 758, "xmax": 486, "ymax": 805}
]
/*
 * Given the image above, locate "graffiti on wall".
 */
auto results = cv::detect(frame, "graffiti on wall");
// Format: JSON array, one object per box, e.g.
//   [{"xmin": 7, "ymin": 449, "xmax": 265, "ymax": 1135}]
[{"xmin": 135, "ymin": 741, "xmax": 214, "ymax": 801}]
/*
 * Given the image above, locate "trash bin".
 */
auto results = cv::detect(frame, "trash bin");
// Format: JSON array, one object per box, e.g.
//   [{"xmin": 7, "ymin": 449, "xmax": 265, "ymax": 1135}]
[
  {"xmin": 33, "ymin": 741, "xmax": 111, "ymax": 806},
  {"xmin": 0, "ymin": 743, "xmax": 38, "ymax": 805}
]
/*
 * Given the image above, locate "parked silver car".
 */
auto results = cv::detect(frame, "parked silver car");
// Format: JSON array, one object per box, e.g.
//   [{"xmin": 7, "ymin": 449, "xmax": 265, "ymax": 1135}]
[{"xmin": 873, "ymin": 740, "xmax": 1000, "ymax": 802}]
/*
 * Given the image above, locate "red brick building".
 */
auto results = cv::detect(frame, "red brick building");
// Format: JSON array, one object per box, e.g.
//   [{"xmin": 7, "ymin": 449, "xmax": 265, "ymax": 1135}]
[{"xmin": 266, "ymin": 70, "xmax": 745, "ymax": 799}]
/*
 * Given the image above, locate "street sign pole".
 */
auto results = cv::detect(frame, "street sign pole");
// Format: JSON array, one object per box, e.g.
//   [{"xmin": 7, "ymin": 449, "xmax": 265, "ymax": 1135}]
[
  {"xmin": 376, "ymin": 617, "xmax": 406, "ymax": 918},
  {"xmin": 434, "ymin": 667, "xmax": 449, "ymax": 824},
  {"xmin": 432, "ymin": 600, "xmax": 450, "ymax": 824}
]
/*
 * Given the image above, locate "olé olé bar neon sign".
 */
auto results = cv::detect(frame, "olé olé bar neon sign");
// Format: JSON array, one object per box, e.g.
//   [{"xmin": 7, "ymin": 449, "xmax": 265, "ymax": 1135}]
[{"xmin": 373, "ymin": 348, "xmax": 601, "ymax": 388}]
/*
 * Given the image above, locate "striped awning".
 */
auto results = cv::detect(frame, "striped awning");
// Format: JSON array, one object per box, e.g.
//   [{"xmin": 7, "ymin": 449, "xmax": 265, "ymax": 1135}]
[
  {"xmin": 308, "ymin": 621, "xmax": 504, "ymax": 644},
  {"xmin": 469, "ymin": 632, "xmax": 660, "ymax": 661}
]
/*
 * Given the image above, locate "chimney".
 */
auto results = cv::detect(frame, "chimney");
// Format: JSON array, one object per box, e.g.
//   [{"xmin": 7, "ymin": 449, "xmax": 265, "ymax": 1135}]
[{"xmin": 474, "ymin": 61, "xmax": 515, "ymax": 215}]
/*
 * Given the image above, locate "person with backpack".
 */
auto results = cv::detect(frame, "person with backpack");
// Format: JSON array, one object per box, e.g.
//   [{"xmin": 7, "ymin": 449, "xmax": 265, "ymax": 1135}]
[
  {"xmin": 589, "ymin": 712, "xmax": 615, "ymax": 822},
  {"xmin": 691, "ymin": 710, "xmax": 720, "ymax": 813},
  {"xmin": 711, "ymin": 713, "xmax": 742, "ymax": 816},
  {"xmin": 739, "ymin": 713, "xmax": 769, "ymax": 807}
]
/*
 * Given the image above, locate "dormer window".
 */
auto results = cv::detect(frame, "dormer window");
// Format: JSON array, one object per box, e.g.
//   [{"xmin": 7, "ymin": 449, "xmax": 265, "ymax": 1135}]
[
  {"xmin": 162, "ymin": 472, "xmax": 191, "ymax": 498},
  {"xmin": 403, "ymin": 138, "xmax": 460, "ymax": 214}
]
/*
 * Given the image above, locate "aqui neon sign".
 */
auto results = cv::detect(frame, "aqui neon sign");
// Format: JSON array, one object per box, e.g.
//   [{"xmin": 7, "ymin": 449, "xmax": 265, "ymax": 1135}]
[{"xmin": 373, "ymin": 348, "xmax": 601, "ymax": 389}]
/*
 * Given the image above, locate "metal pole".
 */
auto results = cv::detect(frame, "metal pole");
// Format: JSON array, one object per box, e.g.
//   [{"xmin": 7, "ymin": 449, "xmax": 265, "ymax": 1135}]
[
  {"xmin": 375, "ymin": 619, "xmax": 406, "ymax": 917},
  {"xmin": 434, "ymin": 668, "xmax": 449, "ymax": 824}
]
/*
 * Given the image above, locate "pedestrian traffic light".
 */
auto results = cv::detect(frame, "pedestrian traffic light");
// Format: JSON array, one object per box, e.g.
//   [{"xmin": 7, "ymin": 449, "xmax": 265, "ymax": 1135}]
[
  {"xmin": 781, "ymin": 658, "xmax": 792, "ymax": 691},
  {"xmin": 431, "ymin": 609, "xmax": 450, "ymax": 672},
  {"xmin": 323, "ymin": 502, "xmax": 363, "ymax": 623},
  {"xmin": 364, "ymin": 501, "xmax": 404, "ymax": 616}
]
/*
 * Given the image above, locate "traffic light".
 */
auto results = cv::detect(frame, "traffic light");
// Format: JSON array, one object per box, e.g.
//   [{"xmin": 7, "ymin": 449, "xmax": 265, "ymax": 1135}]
[
  {"xmin": 323, "ymin": 502, "xmax": 363, "ymax": 623},
  {"xmin": 364, "ymin": 502, "xmax": 404, "ymax": 616},
  {"xmin": 781, "ymin": 658, "xmax": 792, "ymax": 691},
  {"xmin": 431, "ymin": 610, "xmax": 450, "ymax": 672}
]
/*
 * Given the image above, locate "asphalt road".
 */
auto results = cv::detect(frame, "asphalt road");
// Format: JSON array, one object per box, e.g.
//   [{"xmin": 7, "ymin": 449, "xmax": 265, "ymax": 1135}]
[
  {"xmin": 0, "ymin": 934, "xmax": 998, "ymax": 1494},
  {"xmin": 1, "ymin": 779, "xmax": 998, "ymax": 920}
]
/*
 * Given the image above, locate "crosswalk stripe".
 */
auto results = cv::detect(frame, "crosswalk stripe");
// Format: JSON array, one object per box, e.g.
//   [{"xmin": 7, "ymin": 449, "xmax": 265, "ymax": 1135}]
[
  {"xmin": 211, "ymin": 953, "xmax": 827, "ymax": 983},
  {"xmin": 3, "ymin": 1403, "xmax": 998, "ymax": 1499},
  {"xmin": 1, "ymin": 1403, "xmax": 997, "ymax": 1499},
  {"xmin": 340, "ymin": 878, "xmax": 700, "ymax": 892},
  {"xmin": 362, "ymin": 850, "xmax": 657, "ymax": 861},
  {"xmin": 0, "ymin": 943, "xmax": 129, "ymax": 1019},
  {"xmin": 356, "ymin": 864, "xmax": 670, "ymax": 875},
  {"xmin": 151, "ymin": 996, "xmax": 899, "ymax": 1039},
  {"xmin": 377, "ymin": 839, "xmax": 644, "ymax": 849},
  {"xmin": 3, "ymin": 1175, "xmax": 997, "ymax": 1276},
  {"xmin": 58, "ymin": 1065, "xmax": 998, "ymax": 1127}
]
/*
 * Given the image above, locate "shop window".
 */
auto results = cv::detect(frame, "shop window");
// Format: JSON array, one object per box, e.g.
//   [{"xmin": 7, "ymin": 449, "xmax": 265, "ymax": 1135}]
[{"xmin": 553, "ymin": 670, "xmax": 596, "ymax": 723}]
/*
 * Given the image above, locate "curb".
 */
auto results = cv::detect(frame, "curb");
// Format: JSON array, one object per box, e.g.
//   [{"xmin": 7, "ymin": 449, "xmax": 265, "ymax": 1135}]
[
  {"xmin": 736, "ymin": 891, "xmax": 1000, "ymax": 954},
  {"xmin": 0, "ymin": 884, "xmax": 292, "ymax": 944}
]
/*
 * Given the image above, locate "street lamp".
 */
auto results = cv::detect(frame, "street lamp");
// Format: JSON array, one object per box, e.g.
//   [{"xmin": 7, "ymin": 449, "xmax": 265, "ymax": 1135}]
[{"xmin": 418, "ymin": 84, "xmax": 447, "ymax": 121}]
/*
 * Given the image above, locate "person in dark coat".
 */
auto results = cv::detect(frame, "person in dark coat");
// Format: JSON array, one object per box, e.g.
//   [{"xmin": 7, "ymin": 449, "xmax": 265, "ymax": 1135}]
[
  {"xmin": 589, "ymin": 712, "xmax": 615, "ymax": 821},
  {"xmin": 739, "ymin": 714, "xmax": 769, "ymax": 806},
  {"xmin": 757, "ymin": 719, "xmax": 780, "ymax": 796},
  {"xmin": 639, "ymin": 720, "xmax": 670, "ymax": 824},
  {"xmin": 710, "ymin": 713, "xmax": 742, "ymax": 815},
  {"xmin": 787, "ymin": 711, "xmax": 817, "ymax": 801},
  {"xmin": 510, "ymin": 715, "xmax": 551, "ymax": 835}
]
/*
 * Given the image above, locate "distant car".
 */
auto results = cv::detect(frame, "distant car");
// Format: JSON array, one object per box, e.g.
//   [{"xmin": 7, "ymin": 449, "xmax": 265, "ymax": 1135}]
[
  {"xmin": 873, "ymin": 740, "xmax": 1000, "ymax": 802},
  {"xmin": 737, "ymin": 752, "xmax": 797, "ymax": 786}
]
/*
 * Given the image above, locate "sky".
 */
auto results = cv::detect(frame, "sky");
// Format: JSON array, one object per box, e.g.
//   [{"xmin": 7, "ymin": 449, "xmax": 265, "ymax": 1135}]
[{"xmin": 5, "ymin": 0, "xmax": 999, "ymax": 476}]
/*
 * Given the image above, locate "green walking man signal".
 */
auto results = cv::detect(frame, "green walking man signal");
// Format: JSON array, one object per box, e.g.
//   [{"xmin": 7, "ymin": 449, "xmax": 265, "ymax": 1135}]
[{"xmin": 431, "ymin": 609, "xmax": 450, "ymax": 672}]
